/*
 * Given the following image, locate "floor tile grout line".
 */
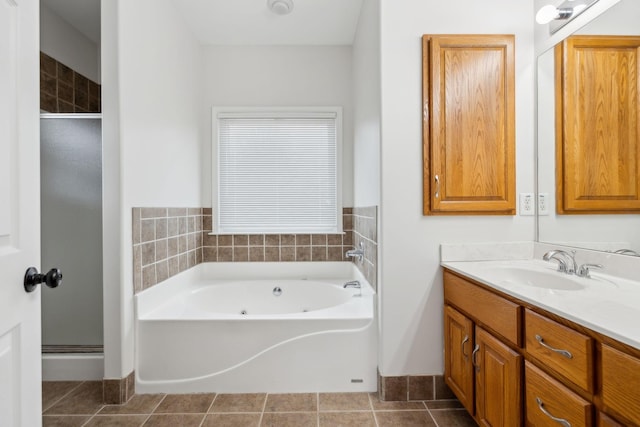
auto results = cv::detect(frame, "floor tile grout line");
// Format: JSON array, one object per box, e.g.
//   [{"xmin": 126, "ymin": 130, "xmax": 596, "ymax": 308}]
[
  {"xmin": 41, "ymin": 380, "xmax": 86, "ymax": 414},
  {"xmin": 148, "ymin": 393, "xmax": 168, "ymax": 415},
  {"xmin": 367, "ymin": 391, "xmax": 380, "ymax": 427},
  {"xmin": 259, "ymin": 392, "xmax": 268, "ymax": 426},
  {"xmin": 425, "ymin": 405, "xmax": 441, "ymax": 427},
  {"xmin": 205, "ymin": 393, "xmax": 218, "ymax": 414}
]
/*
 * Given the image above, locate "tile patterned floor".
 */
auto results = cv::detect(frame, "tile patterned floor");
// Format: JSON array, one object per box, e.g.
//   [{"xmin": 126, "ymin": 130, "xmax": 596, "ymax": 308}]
[{"xmin": 43, "ymin": 381, "xmax": 477, "ymax": 427}]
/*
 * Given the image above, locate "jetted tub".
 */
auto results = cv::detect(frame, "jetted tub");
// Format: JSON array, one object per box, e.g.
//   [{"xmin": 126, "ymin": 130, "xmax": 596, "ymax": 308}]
[{"xmin": 135, "ymin": 262, "xmax": 377, "ymax": 393}]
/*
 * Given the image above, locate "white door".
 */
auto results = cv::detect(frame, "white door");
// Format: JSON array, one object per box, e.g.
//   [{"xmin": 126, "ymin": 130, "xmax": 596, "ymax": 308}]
[{"xmin": 0, "ymin": 0, "xmax": 43, "ymax": 426}]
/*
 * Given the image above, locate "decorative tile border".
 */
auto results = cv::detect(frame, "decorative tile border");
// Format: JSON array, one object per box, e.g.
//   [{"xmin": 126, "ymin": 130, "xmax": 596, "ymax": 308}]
[
  {"xmin": 378, "ymin": 372, "xmax": 455, "ymax": 402},
  {"xmin": 40, "ymin": 52, "xmax": 101, "ymax": 113}
]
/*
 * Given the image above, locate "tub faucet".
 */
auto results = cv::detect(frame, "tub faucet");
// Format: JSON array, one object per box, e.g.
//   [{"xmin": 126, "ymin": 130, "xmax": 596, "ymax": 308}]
[
  {"xmin": 343, "ymin": 280, "xmax": 361, "ymax": 289},
  {"xmin": 343, "ymin": 280, "xmax": 361, "ymax": 297},
  {"xmin": 345, "ymin": 242, "xmax": 365, "ymax": 262},
  {"xmin": 543, "ymin": 250, "xmax": 577, "ymax": 274}
]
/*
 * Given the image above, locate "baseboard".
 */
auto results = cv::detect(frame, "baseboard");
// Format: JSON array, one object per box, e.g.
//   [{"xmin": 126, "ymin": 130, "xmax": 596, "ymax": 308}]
[{"xmin": 42, "ymin": 353, "xmax": 104, "ymax": 381}]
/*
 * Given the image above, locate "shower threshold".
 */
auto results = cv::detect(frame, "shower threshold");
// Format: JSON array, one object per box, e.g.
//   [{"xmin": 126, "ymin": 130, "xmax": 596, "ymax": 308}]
[{"xmin": 42, "ymin": 345, "xmax": 104, "ymax": 354}]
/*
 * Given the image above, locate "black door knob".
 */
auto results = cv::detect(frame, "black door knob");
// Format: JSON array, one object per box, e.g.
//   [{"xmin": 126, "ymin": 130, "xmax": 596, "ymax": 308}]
[{"xmin": 24, "ymin": 267, "xmax": 63, "ymax": 293}]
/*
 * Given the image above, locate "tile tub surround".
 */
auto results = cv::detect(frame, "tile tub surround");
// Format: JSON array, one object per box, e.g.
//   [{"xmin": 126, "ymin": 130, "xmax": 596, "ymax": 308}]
[
  {"xmin": 40, "ymin": 52, "xmax": 101, "ymax": 113},
  {"xmin": 43, "ymin": 381, "xmax": 473, "ymax": 427},
  {"xmin": 351, "ymin": 206, "xmax": 378, "ymax": 291},
  {"xmin": 200, "ymin": 207, "xmax": 354, "ymax": 264},
  {"xmin": 132, "ymin": 208, "xmax": 205, "ymax": 293},
  {"xmin": 133, "ymin": 207, "xmax": 367, "ymax": 293}
]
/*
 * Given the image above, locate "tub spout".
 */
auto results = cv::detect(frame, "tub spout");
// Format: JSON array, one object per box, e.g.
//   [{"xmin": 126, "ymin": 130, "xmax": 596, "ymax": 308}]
[
  {"xmin": 343, "ymin": 280, "xmax": 362, "ymax": 297},
  {"xmin": 343, "ymin": 280, "xmax": 361, "ymax": 289}
]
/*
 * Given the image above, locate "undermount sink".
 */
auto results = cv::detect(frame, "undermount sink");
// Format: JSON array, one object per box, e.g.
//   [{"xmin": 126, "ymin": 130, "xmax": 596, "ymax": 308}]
[{"xmin": 486, "ymin": 266, "xmax": 586, "ymax": 291}]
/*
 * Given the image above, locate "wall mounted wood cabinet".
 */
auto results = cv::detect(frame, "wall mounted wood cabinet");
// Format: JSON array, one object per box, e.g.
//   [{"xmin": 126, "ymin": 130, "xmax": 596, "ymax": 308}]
[
  {"xmin": 422, "ymin": 35, "xmax": 515, "ymax": 215},
  {"xmin": 556, "ymin": 36, "xmax": 640, "ymax": 214}
]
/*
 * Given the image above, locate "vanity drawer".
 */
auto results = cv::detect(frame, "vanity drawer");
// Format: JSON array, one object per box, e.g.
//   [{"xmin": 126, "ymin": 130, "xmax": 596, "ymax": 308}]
[
  {"xmin": 601, "ymin": 344, "xmax": 640, "ymax": 426},
  {"xmin": 525, "ymin": 362, "xmax": 593, "ymax": 427},
  {"xmin": 525, "ymin": 309, "xmax": 593, "ymax": 392},
  {"xmin": 444, "ymin": 270, "xmax": 521, "ymax": 346}
]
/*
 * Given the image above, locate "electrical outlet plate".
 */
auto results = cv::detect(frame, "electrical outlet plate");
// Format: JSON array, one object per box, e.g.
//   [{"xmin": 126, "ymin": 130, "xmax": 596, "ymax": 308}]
[
  {"xmin": 519, "ymin": 193, "xmax": 535, "ymax": 216},
  {"xmin": 538, "ymin": 193, "xmax": 550, "ymax": 215}
]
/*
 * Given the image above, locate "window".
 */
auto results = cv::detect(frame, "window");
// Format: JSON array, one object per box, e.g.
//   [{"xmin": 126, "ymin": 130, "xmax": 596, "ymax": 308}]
[{"xmin": 212, "ymin": 107, "xmax": 342, "ymax": 234}]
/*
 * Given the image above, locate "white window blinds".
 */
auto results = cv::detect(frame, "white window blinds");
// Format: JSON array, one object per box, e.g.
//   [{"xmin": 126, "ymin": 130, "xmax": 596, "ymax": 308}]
[{"xmin": 214, "ymin": 109, "xmax": 341, "ymax": 234}]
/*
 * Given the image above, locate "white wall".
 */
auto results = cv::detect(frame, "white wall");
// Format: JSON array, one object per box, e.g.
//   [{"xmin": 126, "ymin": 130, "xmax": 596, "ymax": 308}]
[
  {"xmin": 201, "ymin": 46, "xmax": 353, "ymax": 208},
  {"xmin": 40, "ymin": 3, "xmax": 100, "ymax": 82},
  {"xmin": 352, "ymin": 0, "xmax": 381, "ymax": 207},
  {"xmin": 103, "ymin": 0, "xmax": 203, "ymax": 378},
  {"xmin": 378, "ymin": 0, "xmax": 536, "ymax": 376}
]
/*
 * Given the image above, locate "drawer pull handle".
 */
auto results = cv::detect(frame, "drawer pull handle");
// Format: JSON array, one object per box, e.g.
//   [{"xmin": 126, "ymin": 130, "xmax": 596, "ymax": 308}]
[
  {"xmin": 472, "ymin": 344, "xmax": 480, "ymax": 372},
  {"xmin": 434, "ymin": 175, "xmax": 440, "ymax": 198},
  {"xmin": 535, "ymin": 334, "xmax": 573, "ymax": 359},
  {"xmin": 536, "ymin": 397, "xmax": 571, "ymax": 427},
  {"xmin": 461, "ymin": 335, "xmax": 469, "ymax": 359}
]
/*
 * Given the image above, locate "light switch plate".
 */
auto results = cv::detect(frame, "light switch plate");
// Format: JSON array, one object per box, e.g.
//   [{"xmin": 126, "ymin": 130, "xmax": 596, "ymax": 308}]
[{"xmin": 519, "ymin": 193, "xmax": 535, "ymax": 216}]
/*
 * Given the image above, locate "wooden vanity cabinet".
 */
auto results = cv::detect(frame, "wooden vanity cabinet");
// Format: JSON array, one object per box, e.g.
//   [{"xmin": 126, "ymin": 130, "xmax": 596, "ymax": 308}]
[
  {"xmin": 444, "ymin": 271, "xmax": 522, "ymax": 426},
  {"xmin": 444, "ymin": 269, "xmax": 640, "ymax": 427},
  {"xmin": 422, "ymin": 34, "xmax": 516, "ymax": 215}
]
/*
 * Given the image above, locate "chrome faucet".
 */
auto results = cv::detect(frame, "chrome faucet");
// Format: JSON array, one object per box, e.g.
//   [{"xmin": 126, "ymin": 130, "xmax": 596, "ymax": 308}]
[
  {"xmin": 576, "ymin": 263, "xmax": 603, "ymax": 278},
  {"xmin": 345, "ymin": 242, "xmax": 365, "ymax": 262},
  {"xmin": 543, "ymin": 249, "xmax": 604, "ymax": 278},
  {"xmin": 343, "ymin": 280, "xmax": 362, "ymax": 297},
  {"xmin": 543, "ymin": 250, "xmax": 577, "ymax": 274},
  {"xmin": 343, "ymin": 280, "xmax": 361, "ymax": 289}
]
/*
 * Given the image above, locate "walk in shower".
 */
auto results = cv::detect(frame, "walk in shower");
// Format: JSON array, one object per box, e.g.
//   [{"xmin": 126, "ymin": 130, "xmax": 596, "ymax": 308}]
[{"xmin": 40, "ymin": 114, "xmax": 103, "ymax": 378}]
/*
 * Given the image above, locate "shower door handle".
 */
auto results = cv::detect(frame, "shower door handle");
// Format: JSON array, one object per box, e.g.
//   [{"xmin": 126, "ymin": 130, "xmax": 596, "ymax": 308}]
[{"xmin": 24, "ymin": 267, "xmax": 63, "ymax": 293}]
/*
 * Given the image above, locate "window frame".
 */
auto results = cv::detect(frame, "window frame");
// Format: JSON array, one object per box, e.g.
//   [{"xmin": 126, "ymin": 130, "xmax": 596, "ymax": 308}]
[{"xmin": 211, "ymin": 106, "xmax": 343, "ymax": 235}]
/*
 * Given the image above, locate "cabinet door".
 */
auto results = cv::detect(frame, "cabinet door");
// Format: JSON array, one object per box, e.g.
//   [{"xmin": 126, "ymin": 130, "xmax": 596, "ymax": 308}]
[
  {"xmin": 601, "ymin": 344, "xmax": 640, "ymax": 426},
  {"xmin": 422, "ymin": 35, "xmax": 515, "ymax": 215},
  {"xmin": 475, "ymin": 326, "xmax": 522, "ymax": 427},
  {"xmin": 444, "ymin": 305, "xmax": 474, "ymax": 414},
  {"xmin": 556, "ymin": 36, "xmax": 640, "ymax": 213}
]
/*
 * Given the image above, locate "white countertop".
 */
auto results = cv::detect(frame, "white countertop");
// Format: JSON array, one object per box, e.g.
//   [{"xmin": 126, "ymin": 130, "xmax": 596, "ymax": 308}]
[{"xmin": 441, "ymin": 259, "xmax": 640, "ymax": 351}]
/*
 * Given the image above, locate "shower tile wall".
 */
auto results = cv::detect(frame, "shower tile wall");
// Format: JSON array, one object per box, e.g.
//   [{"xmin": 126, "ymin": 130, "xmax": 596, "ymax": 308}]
[
  {"xmin": 132, "ymin": 208, "xmax": 204, "ymax": 293},
  {"xmin": 351, "ymin": 206, "xmax": 378, "ymax": 291},
  {"xmin": 40, "ymin": 52, "xmax": 101, "ymax": 113},
  {"xmin": 133, "ymin": 207, "xmax": 381, "ymax": 294}
]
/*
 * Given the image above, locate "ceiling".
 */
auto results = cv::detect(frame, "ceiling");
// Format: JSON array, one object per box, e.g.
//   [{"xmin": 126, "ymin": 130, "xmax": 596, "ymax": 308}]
[
  {"xmin": 171, "ymin": 0, "xmax": 365, "ymax": 45},
  {"xmin": 41, "ymin": 0, "xmax": 101, "ymax": 44},
  {"xmin": 39, "ymin": 0, "xmax": 364, "ymax": 47}
]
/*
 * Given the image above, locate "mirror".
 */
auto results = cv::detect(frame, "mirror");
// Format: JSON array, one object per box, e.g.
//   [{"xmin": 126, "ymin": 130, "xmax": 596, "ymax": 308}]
[{"xmin": 537, "ymin": 0, "xmax": 640, "ymax": 255}]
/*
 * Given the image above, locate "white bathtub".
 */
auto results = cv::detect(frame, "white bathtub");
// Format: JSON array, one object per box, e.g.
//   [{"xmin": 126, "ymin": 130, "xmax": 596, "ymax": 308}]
[{"xmin": 135, "ymin": 262, "xmax": 377, "ymax": 394}]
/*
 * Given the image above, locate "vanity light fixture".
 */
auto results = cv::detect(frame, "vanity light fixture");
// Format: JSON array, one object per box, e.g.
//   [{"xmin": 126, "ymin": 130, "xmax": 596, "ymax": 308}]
[
  {"xmin": 536, "ymin": 0, "xmax": 599, "ymax": 33},
  {"xmin": 268, "ymin": 0, "xmax": 294, "ymax": 15}
]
